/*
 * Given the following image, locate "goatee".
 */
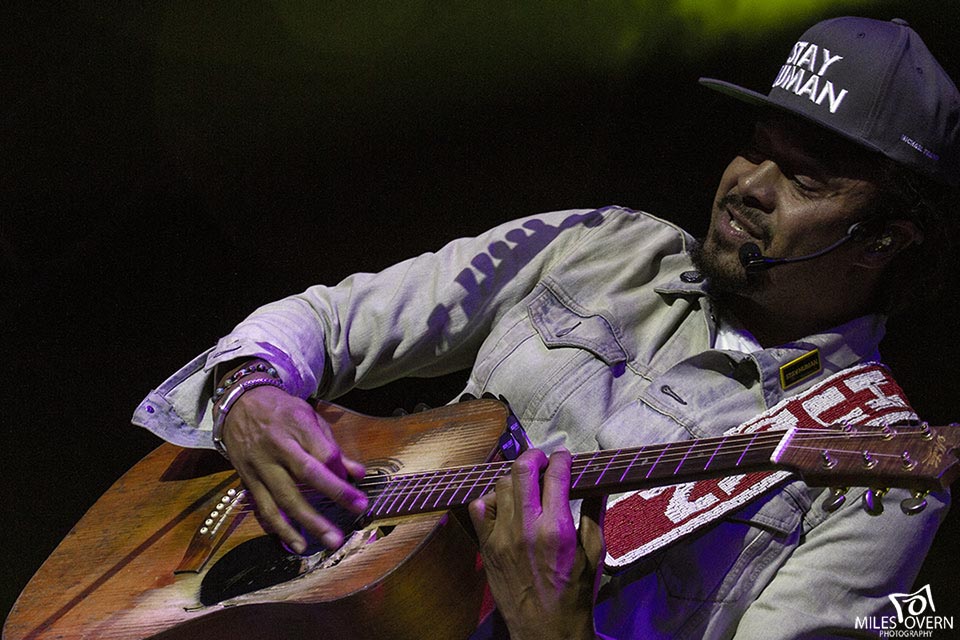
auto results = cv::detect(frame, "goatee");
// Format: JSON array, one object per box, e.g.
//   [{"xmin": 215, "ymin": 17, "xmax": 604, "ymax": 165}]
[
  {"xmin": 693, "ymin": 194, "xmax": 770, "ymax": 295},
  {"xmin": 690, "ymin": 237, "xmax": 759, "ymax": 295}
]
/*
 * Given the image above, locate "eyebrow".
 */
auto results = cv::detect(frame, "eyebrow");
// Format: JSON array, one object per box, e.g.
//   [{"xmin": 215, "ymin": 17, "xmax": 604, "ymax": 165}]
[
  {"xmin": 752, "ymin": 118, "xmax": 879, "ymax": 181},
  {"xmin": 750, "ymin": 122, "xmax": 828, "ymax": 178}
]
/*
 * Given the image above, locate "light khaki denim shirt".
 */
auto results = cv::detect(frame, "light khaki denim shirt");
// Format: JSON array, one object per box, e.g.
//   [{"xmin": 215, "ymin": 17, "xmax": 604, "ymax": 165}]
[{"xmin": 133, "ymin": 206, "xmax": 947, "ymax": 639}]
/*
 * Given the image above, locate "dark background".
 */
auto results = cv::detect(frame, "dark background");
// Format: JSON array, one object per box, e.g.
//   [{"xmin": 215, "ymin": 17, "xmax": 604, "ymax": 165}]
[{"xmin": 4, "ymin": 0, "xmax": 960, "ymax": 630}]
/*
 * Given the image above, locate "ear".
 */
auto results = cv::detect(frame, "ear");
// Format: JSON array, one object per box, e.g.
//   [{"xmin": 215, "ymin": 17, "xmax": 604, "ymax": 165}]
[{"xmin": 852, "ymin": 220, "xmax": 924, "ymax": 269}]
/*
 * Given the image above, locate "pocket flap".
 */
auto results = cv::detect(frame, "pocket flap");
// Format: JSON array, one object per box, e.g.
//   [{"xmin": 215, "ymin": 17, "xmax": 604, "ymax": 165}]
[{"xmin": 528, "ymin": 287, "xmax": 627, "ymax": 366}]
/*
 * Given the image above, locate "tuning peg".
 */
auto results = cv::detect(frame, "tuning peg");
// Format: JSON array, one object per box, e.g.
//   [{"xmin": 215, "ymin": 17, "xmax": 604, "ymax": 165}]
[
  {"xmin": 900, "ymin": 492, "xmax": 929, "ymax": 515},
  {"xmin": 413, "ymin": 402, "xmax": 432, "ymax": 413},
  {"xmin": 821, "ymin": 487, "xmax": 848, "ymax": 513},
  {"xmin": 862, "ymin": 488, "xmax": 888, "ymax": 516}
]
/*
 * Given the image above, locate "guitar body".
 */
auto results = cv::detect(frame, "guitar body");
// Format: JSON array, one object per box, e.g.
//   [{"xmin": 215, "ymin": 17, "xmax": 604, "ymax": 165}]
[
  {"xmin": 9, "ymin": 390, "xmax": 958, "ymax": 640},
  {"xmin": 4, "ymin": 399, "xmax": 510, "ymax": 640}
]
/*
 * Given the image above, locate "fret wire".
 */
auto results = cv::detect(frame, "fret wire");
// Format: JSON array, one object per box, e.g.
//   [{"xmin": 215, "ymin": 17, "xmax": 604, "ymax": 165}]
[
  {"xmin": 437, "ymin": 466, "xmax": 475, "ymax": 508},
  {"xmin": 457, "ymin": 465, "xmax": 485, "ymax": 508},
  {"xmin": 703, "ymin": 436, "xmax": 726, "ymax": 470},
  {"xmin": 572, "ymin": 450, "xmax": 601, "ymax": 488},
  {"xmin": 619, "ymin": 446, "xmax": 646, "ymax": 483},
  {"xmin": 419, "ymin": 468, "xmax": 450, "ymax": 511},
  {"xmin": 478, "ymin": 466, "xmax": 501, "ymax": 497},
  {"xmin": 645, "ymin": 445, "xmax": 668, "ymax": 480},
  {"xmin": 735, "ymin": 432, "xmax": 759, "ymax": 467},
  {"xmin": 594, "ymin": 448, "xmax": 621, "ymax": 486},
  {"xmin": 393, "ymin": 471, "xmax": 431, "ymax": 515},
  {"xmin": 372, "ymin": 473, "xmax": 404, "ymax": 516},
  {"xmin": 673, "ymin": 441, "xmax": 694, "ymax": 474},
  {"xmin": 383, "ymin": 472, "xmax": 419, "ymax": 516},
  {"xmin": 365, "ymin": 481, "xmax": 390, "ymax": 517}
]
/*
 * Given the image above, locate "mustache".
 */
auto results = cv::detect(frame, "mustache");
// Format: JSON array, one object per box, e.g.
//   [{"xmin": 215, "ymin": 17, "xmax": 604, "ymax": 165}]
[{"xmin": 716, "ymin": 194, "xmax": 772, "ymax": 243}]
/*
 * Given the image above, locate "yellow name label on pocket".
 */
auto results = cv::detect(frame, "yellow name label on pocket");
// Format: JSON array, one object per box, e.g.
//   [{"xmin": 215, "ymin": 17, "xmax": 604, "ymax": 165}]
[{"xmin": 779, "ymin": 349, "xmax": 822, "ymax": 389}]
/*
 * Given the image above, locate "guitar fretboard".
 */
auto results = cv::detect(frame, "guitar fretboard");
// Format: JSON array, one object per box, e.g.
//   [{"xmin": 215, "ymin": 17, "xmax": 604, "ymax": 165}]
[{"xmin": 359, "ymin": 431, "xmax": 781, "ymax": 519}]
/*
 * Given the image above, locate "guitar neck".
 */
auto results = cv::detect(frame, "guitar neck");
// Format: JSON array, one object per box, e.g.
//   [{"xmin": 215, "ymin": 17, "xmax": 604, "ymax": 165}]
[{"xmin": 360, "ymin": 431, "xmax": 780, "ymax": 520}]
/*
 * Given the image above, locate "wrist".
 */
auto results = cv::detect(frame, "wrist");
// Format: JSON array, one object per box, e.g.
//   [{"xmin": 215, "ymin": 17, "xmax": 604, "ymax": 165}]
[{"xmin": 211, "ymin": 359, "xmax": 284, "ymax": 458}]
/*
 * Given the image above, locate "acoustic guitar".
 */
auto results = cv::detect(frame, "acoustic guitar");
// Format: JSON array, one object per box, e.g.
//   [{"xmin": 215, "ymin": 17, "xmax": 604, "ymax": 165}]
[{"xmin": 4, "ymin": 399, "xmax": 959, "ymax": 640}]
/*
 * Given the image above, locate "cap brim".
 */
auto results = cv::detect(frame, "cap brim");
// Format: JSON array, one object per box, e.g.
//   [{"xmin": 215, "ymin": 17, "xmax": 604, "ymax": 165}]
[
  {"xmin": 698, "ymin": 78, "xmax": 773, "ymax": 108},
  {"xmin": 698, "ymin": 76, "xmax": 889, "ymax": 160}
]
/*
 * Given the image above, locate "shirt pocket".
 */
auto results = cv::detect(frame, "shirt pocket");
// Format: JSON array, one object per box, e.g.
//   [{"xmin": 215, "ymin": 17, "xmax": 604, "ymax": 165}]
[
  {"xmin": 470, "ymin": 285, "xmax": 631, "ymax": 448},
  {"xmin": 527, "ymin": 285, "xmax": 628, "ymax": 367}
]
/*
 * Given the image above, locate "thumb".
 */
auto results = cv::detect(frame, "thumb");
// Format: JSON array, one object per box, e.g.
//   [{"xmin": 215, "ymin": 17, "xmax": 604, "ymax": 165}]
[
  {"xmin": 469, "ymin": 491, "xmax": 498, "ymax": 548},
  {"xmin": 578, "ymin": 495, "xmax": 607, "ymax": 573}
]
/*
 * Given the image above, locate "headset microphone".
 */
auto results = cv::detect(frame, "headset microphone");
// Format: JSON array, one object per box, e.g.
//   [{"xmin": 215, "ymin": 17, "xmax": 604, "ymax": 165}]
[{"xmin": 738, "ymin": 221, "xmax": 870, "ymax": 273}]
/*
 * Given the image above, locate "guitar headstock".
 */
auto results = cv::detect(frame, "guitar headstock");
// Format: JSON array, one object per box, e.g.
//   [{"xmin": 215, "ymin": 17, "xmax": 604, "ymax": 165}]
[{"xmin": 771, "ymin": 424, "xmax": 960, "ymax": 492}]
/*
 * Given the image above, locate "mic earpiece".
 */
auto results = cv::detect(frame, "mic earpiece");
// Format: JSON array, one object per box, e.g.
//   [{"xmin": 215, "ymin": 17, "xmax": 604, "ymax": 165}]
[
  {"xmin": 847, "ymin": 221, "xmax": 870, "ymax": 241},
  {"xmin": 867, "ymin": 233, "xmax": 895, "ymax": 253}
]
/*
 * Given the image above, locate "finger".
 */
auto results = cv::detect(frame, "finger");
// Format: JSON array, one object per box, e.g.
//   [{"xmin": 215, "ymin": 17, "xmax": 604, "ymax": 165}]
[
  {"xmin": 294, "ymin": 407, "xmax": 367, "ymax": 481},
  {"xmin": 510, "ymin": 449, "xmax": 549, "ymax": 525},
  {"xmin": 541, "ymin": 448, "xmax": 573, "ymax": 519},
  {"xmin": 293, "ymin": 415, "xmax": 369, "ymax": 513},
  {"xmin": 237, "ymin": 439, "xmax": 355, "ymax": 551},
  {"xmin": 341, "ymin": 455, "xmax": 367, "ymax": 480},
  {"xmin": 241, "ymin": 472, "xmax": 311, "ymax": 554},
  {"xmin": 492, "ymin": 471, "xmax": 515, "ymax": 526},
  {"xmin": 290, "ymin": 448, "xmax": 368, "ymax": 511},
  {"xmin": 267, "ymin": 459, "xmax": 351, "ymax": 550}
]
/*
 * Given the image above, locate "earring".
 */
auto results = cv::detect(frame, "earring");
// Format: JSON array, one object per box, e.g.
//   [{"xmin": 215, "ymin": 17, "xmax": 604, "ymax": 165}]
[{"xmin": 868, "ymin": 234, "xmax": 894, "ymax": 253}]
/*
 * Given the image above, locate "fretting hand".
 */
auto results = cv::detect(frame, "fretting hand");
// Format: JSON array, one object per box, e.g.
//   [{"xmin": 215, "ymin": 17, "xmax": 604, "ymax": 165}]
[{"xmin": 469, "ymin": 448, "xmax": 606, "ymax": 640}]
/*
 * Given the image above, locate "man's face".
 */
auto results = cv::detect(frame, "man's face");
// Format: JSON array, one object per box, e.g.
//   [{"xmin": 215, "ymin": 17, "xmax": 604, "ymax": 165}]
[{"xmin": 697, "ymin": 115, "xmax": 880, "ymax": 296}]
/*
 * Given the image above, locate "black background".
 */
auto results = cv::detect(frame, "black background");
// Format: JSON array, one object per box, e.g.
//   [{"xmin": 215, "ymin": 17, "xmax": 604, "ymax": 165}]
[{"xmin": 4, "ymin": 1, "xmax": 960, "ymax": 629}]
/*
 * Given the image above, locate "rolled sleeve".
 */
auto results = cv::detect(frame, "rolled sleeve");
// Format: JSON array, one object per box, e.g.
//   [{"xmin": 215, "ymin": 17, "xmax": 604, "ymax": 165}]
[{"xmin": 132, "ymin": 207, "xmax": 634, "ymax": 445}]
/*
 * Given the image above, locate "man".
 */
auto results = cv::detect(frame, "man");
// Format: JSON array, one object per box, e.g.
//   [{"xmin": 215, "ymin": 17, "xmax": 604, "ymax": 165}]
[{"xmin": 134, "ymin": 16, "xmax": 959, "ymax": 639}]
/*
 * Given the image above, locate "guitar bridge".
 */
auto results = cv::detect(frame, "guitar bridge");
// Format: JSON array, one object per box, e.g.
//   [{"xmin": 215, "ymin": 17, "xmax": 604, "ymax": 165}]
[{"xmin": 176, "ymin": 480, "xmax": 249, "ymax": 574}]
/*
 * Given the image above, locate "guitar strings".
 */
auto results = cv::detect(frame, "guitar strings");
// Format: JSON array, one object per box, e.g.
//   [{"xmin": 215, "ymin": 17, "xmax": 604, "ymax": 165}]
[
  {"xmin": 238, "ymin": 428, "xmax": 929, "ymax": 513},
  {"xmin": 223, "ymin": 426, "xmax": 936, "ymax": 518},
  {"xmin": 350, "ymin": 427, "xmax": 926, "ymax": 494}
]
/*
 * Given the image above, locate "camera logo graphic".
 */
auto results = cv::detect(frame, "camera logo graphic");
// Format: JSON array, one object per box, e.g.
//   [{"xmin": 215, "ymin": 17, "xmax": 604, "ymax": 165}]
[{"xmin": 889, "ymin": 584, "xmax": 936, "ymax": 622}]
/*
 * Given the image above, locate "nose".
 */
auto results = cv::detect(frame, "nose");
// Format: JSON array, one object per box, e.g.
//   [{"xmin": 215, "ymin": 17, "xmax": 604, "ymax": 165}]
[{"xmin": 737, "ymin": 159, "xmax": 780, "ymax": 213}]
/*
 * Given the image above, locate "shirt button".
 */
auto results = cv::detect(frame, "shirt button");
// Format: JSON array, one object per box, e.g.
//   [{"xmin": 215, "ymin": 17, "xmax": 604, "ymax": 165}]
[{"xmin": 680, "ymin": 270, "xmax": 704, "ymax": 283}]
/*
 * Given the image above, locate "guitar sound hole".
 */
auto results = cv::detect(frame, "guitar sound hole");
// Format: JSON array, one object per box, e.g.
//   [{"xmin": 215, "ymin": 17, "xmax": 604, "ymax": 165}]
[
  {"xmin": 200, "ymin": 499, "xmax": 365, "ymax": 605},
  {"xmin": 199, "ymin": 535, "xmax": 307, "ymax": 606}
]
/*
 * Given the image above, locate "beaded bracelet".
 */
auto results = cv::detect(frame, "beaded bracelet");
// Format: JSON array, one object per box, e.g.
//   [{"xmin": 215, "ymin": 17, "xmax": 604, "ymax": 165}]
[
  {"xmin": 213, "ymin": 360, "xmax": 281, "ymax": 401},
  {"xmin": 211, "ymin": 361, "xmax": 284, "ymax": 458}
]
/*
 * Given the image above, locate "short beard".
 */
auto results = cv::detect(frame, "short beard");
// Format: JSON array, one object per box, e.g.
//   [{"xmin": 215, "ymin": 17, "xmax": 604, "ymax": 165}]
[
  {"xmin": 690, "ymin": 237, "xmax": 758, "ymax": 296},
  {"xmin": 692, "ymin": 193, "xmax": 771, "ymax": 296}
]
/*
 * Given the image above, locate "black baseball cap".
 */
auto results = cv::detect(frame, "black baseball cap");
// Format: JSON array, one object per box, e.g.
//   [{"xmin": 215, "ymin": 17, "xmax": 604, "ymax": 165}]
[{"xmin": 700, "ymin": 17, "xmax": 960, "ymax": 186}]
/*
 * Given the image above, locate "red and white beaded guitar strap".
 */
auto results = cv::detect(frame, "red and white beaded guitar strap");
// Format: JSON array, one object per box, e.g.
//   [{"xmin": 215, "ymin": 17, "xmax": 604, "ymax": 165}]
[{"xmin": 602, "ymin": 362, "xmax": 917, "ymax": 571}]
